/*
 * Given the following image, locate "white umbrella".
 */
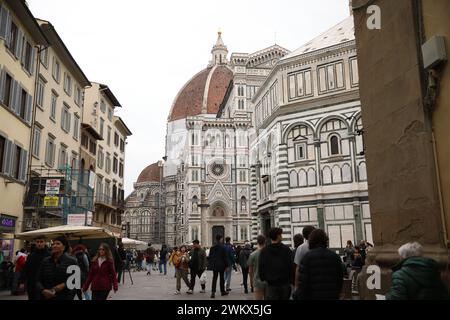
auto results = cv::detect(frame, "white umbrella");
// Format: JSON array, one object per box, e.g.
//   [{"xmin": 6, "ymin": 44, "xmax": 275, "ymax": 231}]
[{"xmin": 15, "ymin": 225, "xmax": 114, "ymax": 241}]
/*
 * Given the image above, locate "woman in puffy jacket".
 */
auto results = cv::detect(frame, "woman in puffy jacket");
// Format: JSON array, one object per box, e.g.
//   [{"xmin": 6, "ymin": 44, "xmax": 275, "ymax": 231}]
[{"xmin": 83, "ymin": 243, "xmax": 118, "ymax": 300}]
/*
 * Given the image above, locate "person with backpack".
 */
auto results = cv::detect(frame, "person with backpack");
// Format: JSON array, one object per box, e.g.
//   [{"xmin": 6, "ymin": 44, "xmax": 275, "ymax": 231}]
[
  {"xmin": 71, "ymin": 244, "xmax": 90, "ymax": 300},
  {"xmin": 239, "ymin": 242, "xmax": 252, "ymax": 294}
]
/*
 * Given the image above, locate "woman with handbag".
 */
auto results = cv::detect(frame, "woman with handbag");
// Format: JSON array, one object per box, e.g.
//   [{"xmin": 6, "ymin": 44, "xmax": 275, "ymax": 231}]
[
  {"xmin": 82, "ymin": 243, "xmax": 118, "ymax": 300},
  {"xmin": 172, "ymin": 246, "xmax": 190, "ymax": 295}
]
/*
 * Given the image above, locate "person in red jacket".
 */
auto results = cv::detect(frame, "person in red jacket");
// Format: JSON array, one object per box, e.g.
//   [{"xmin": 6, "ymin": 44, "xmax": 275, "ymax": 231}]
[{"xmin": 82, "ymin": 243, "xmax": 118, "ymax": 300}]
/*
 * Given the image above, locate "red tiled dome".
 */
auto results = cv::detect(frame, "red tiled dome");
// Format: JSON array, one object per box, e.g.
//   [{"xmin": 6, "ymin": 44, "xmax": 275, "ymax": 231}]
[
  {"xmin": 168, "ymin": 65, "xmax": 233, "ymax": 121},
  {"xmin": 136, "ymin": 163, "xmax": 161, "ymax": 183}
]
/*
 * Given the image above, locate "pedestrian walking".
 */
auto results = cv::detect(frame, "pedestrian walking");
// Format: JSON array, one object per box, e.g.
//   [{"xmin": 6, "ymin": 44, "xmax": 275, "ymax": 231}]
[
  {"xmin": 294, "ymin": 226, "xmax": 315, "ymax": 291},
  {"xmin": 235, "ymin": 245, "xmax": 242, "ymax": 273},
  {"xmin": 224, "ymin": 237, "xmax": 235, "ymax": 291},
  {"xmin": 159, "ymin": 244, "xmax": 169, "ymax": 275},
  {"xmin": 172, "ymin": 245, "xmax": 191, "ymax": 295},
  {"xmin": 239, "ymin": 242, "xmax": 252, "ymax": 294},
  {"xmin": 248, "ymin": 235, "xmax": 267, "ymax": 300},
  {"xmin": 22, "ymin": 237, "xmax": 50, "ymax": 300},
  {"xmin": 72, "ymin": 244, "xmax": 90, "ymax": 300},
  {"xmin": 344, "ymin": 240, "xmax": 355, "ymax": 269},
  {"xmin": 11, "ymin": 248, "xmax": 27, "ymax": 295},
  {"xmin": 169, "ymin": 247, "xmax": 178, "ymax": 278},
  {"xmin": 153, "ymin": 250, "xmax": 160, "ymax": 271},
  {"xmin": 35, "ymin": 236, "xmax": 78, "ymax": 300},
  {"xmin": 117, "ymin": 242, "xmax": 127, "ymax": 283},
  {"xmin": 294, "ymin": 229, "xmax": 344, "ymax": 300},
  {"xmin": 145, "ymin": 244, "xmax": 155, "ymax": 275},
  {"xmin": 82, "ymin": 243, "xmax": 118, "ymax": 301},
  {"xmin": 386, "ymin": 242, "xmax": 449, "ymax": 300},
  {"xmin": 258, "ymin": 228, "xmax": 293, "ymax": 300},
  {"xmin": 187, "ymin": 240, "xmax": 207, "ymax": 294},
  {"xmin": 208, "ymin": 234, "xmax": 229, "ymax": 298}
]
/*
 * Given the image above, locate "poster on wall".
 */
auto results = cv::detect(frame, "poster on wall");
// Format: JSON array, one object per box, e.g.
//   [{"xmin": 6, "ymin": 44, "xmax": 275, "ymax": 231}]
[
  {"xmin": 45, "ymin": 179, "xmax": 61, "ymax": 195},
  {"xmin": 0, "ymin": 239, "xmax": 14, "ymax": 262}
]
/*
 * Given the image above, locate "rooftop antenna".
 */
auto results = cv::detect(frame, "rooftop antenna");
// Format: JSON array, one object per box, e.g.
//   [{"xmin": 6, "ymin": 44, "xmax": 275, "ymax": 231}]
[{"xmin": 274, "ymin": 31, "xmax": 277, "ymax": 45}]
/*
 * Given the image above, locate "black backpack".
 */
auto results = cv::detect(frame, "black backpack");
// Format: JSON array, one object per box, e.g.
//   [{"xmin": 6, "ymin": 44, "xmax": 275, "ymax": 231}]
[{"xmin": 76, "ymin": 252, "xmax": 89, "ymax": 274}]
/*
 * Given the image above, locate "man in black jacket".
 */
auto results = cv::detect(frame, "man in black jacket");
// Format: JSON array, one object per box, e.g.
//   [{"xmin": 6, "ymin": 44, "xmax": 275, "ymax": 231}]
[
  {"xmin": 295, "ymin": 229, "xmax": 344, "ymax": 300},
  {"xmin": 259, "ymin": 228, "xmax": 293, "ymax": 300},
  {"xmin": 22, "ymin": 237, "xmax": 50, "ymax": 300},
  {"xmin": 187, "ymin": 240, "xmax": 207, "ymax": 294},
  {"xmin": 208, "ymin": 235, "xmax": 229, "ymax": 298},
  {"xmin": 36, "ymin": 236, "xmax": 78, "ymax": 300}
]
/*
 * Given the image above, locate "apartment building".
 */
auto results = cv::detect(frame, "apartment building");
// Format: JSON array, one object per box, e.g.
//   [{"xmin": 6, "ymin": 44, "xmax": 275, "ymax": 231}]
[
  {"xmin": 0, "ymin": 0, "xmax": 48, "ymax": 254},
  {"xmin": 84, "ymin": 83, "xmax": 132, "ymax": 235},
  {"xmin": 21, "ymin": 19, "xmax": 92, "ymax": 231}
]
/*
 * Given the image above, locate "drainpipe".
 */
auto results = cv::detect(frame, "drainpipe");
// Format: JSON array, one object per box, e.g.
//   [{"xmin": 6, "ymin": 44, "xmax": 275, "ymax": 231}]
[
  {"xmin": 431, "ymin": 130, "xmax": 449, "ymax": 248},
  {"xmin": 24, "ymin": 44, "xmax": 46, "ymax": 230}
]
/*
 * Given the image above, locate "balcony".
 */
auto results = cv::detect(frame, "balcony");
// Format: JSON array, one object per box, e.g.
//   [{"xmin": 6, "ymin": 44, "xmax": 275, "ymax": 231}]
[{"xmin": 95, "ymin": 193, "xmax": 116, "ymax": 209}]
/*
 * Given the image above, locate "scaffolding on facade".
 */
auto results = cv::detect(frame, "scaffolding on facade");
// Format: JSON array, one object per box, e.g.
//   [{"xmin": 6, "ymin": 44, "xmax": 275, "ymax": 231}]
[{"xmin": 23, "ymin": 165, "xmax": 95, "ymax": 231}]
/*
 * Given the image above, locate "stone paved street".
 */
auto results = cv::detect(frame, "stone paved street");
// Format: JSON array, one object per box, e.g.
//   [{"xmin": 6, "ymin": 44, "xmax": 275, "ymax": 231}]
[{"xmin": 0, "ymin": 265, "xmax": 254, "ymax": 300}]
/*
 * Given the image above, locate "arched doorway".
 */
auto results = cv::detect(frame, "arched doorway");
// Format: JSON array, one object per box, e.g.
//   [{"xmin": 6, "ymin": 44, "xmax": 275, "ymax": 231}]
[{"xmin": 212, "ymin": 226, "xmax": 225, "ymax": 244}]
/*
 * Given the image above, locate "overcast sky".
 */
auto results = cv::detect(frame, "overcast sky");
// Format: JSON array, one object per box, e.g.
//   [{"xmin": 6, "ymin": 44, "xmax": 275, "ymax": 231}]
[{"xmin": 27, "ymin": 0, "xmax": 350, "ymax": 196}]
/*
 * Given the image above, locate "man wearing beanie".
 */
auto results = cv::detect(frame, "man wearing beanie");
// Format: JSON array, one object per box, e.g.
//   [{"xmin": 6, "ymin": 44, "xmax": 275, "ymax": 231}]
[{"xmin": 36, "ymin": 236, "xmax": 78, "ymax": 300}]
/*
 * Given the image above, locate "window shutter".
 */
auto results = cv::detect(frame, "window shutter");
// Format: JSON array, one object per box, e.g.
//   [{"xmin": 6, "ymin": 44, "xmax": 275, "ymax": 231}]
[
  {"xmin": 1, "ymin": 7, "xmax": 10, "ymax": 43},
  {"xmin": 0, "ymin": 69, "xmax": 6, "ymax": 103},
  {"xmin": 67, "ymin": 112, "xmax": 71, "ymax": 132},
  {"xmin": 11, "ymin": 80, "xmax": 19, "ymax": 114},
  {"xmin": 2, "ymin": 139, "xmax": 12, "ymax": 176},
  {"xmin": 19, "ymin": 148, "xmax": 28, "ymax": 182},
  {"xmin": 61, "ymin": 108, "xmax": 65, "ymax": 130},
  {"xmin": 15, "ymin": 29, "xmax": 24, "ymax": 59},
  {"xmin": 0, "ymin": 5, "xmax": 8, "ymax": 39},
  {"xmin": 25, "ymin": 93, "xmax": 32, "ymax": 124},
  {"xmin": 30, "ymin": 46, "xmax": 36, "ymax": 75}
]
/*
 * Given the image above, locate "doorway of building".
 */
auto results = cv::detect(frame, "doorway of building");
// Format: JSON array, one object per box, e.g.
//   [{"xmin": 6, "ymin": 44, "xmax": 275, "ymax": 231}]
[
  {"xmin": 262, "ymin": 214, "xmax": 272, "ymax": 242},
  {"xmin": 212, "ymin": 226, "xmax": 225, "ymax": 245}
]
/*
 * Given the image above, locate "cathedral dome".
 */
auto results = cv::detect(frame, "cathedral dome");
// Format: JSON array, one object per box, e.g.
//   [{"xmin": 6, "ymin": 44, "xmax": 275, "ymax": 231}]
[
  {"xmin": 136, "ymin": 162, "xmax": 161, "ymax": 183},
  {"xmin": 168, "ymin": 65, "xmax": 233, "ymax": 121}
]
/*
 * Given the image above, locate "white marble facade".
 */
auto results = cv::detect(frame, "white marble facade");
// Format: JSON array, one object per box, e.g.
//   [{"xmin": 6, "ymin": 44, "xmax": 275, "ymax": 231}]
[
  {"xmin": 249, "ymin": 16, "xmax": 371, "ymax": 249},
  {"xmin": 129, "ymin": 16, "xmax": 371, "ymax": 249}
]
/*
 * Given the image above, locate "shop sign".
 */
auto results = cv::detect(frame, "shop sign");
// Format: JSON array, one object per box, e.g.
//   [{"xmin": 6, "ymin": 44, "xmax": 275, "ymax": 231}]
[{"xmin": 44, "ymin": 196, "xmax": 59, "ymax": 207}]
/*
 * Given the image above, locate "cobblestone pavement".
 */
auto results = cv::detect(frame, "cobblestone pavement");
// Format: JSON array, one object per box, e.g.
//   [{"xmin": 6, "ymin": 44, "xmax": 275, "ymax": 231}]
[{"xmin": 0, "ymin": 266, "xmax": 254, "ymax": 300}]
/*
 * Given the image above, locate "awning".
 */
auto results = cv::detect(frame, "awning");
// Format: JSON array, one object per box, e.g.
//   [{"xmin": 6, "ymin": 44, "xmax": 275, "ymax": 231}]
[{"xmin": 15, "ymin": 225, "xmax": 115, "ymax": 241}]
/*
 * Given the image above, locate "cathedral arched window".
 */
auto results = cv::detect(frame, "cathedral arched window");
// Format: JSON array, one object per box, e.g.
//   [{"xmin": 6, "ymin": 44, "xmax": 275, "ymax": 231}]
[
  {"xmin": 241, "ymin": 196, "xmax": 247, "ymax": 212},
  {"xmin": 216, "ymin": 134, "xmax": 221, "ymax": 147},
  {"xmin": 330, "ymin": 135, "xmax": 340, "ymax": 155},
  {"xmin": 290, "ymin": 170, "xmax": 298, "ymax": 188},
  {"xmin": 225, "ymin": 135, "xmax": 231, "ymax": 148},
  {"xmin": 192, "ymin": 196, "xmax": 198, "ymax": 213}
]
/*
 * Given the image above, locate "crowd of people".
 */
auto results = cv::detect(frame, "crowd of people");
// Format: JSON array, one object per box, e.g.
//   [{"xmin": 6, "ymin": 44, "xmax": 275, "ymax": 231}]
[{"xmin": 1, "ymin": 227, "xmax": 449, "ymax": 300}]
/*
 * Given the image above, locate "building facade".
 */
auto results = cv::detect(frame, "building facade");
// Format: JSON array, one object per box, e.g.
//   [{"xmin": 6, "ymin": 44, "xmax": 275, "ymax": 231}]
[
  {"xmin": 0, "ymin": 0, "xmax": 48, "ymax": 254},
  {"xmin": 249, "ymin": 16, "xmax": 370, "ymax": 249},
  {"xmin": 352, "ymin": 0, "xmax": 450, "ymax": 298},
  {"xmin": 123, "ymin": 162, "xmax": 165, "ymax": 244},
  {"xmin": 23, "ymin": 18, "xmax": 92, "ymax": 232},
  {"xmin": 84, "ymin": 82, "xmax": 132, "ymax": 235}
]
